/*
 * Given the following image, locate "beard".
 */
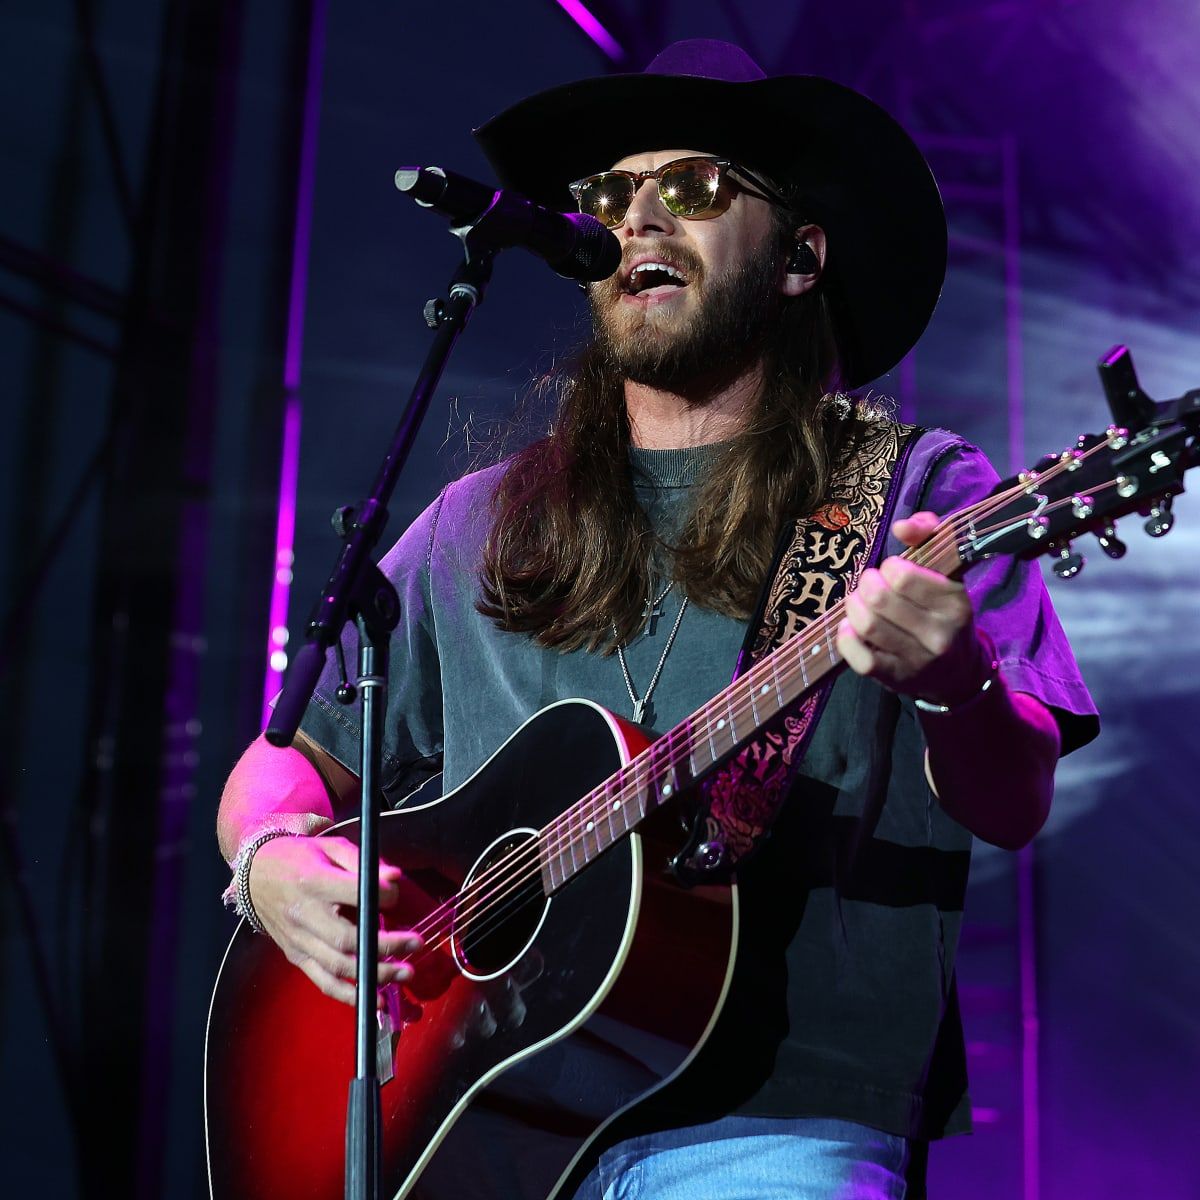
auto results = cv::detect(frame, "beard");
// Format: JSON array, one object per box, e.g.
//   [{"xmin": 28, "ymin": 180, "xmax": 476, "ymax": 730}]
[{"xmin": 588, "ymin": 234, "xmax": 785, "ymax": 395}]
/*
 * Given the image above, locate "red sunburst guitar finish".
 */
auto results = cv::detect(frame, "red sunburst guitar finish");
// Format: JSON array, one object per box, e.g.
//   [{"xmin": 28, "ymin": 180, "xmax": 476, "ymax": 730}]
[{"xmin": 205, "ymin": 699, "xmax": 737, "ymax": 1200}]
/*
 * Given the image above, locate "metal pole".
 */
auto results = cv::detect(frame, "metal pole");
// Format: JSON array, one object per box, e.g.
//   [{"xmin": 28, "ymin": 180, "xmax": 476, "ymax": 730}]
[{"xmin": 1002, "ymin": 130, "xmax": 1041, "ymax": 1200}]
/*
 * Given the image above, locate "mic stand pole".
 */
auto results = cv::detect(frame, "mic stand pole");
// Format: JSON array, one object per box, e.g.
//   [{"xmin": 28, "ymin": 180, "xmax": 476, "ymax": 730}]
[{"xmin": 265, "ymin": 237, "xmax": 496, "ymax": 1200}]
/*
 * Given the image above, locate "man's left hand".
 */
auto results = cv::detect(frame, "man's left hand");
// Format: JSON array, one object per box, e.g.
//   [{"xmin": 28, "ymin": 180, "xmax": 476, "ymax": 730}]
[{"xmin": 836, "ymin": 511, "xmax": 992, "ymax": 707}]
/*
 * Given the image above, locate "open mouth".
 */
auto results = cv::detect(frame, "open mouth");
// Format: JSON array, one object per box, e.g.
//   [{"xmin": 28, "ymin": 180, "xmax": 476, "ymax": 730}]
[{"xmin": 622, "ymin": 259, "xmax": 691, "ymax": 300}]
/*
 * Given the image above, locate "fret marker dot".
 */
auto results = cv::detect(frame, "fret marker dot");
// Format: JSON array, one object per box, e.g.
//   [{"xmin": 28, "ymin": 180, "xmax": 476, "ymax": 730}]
[
  {"xmin": 811, "ymin": 646, "xmax": 820, "ymax": 657},
  {"xmin": 585, "ymin": 820, "xmax": 594, "ymax": 832},
  {"xmin": 662, "ymin": 784, "xmax": 673, "ymax": 798},
  {"xmin": 717, "ymin": 718, "xmax": 726, "ymax": 729},
  {"xmin": 760, "ymin": 684, "xmax": 769, "ymax": 695},
  {"xmin": 612, "ymin": 800, "xmax": 621, "ymax": 810}
]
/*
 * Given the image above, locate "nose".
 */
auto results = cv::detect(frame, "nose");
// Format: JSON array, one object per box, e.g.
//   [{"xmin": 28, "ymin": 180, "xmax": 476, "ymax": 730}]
[{"xmin": 621, "ymin": 177, "xmax": 676, "ymax": 238}]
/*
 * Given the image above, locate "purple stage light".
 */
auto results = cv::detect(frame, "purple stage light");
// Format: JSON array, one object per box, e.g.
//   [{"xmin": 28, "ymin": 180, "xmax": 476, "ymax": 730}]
[
  {"xmin": 261, "ymin": 0, "xmax": 328, "ymax": 729},
  {"xmin": 262, "ymin": 394, "xmax": 302, "ymax": 728},
  {"xmin": 553, "ymin": 0, "xmax": 624, "ymax": 62}
]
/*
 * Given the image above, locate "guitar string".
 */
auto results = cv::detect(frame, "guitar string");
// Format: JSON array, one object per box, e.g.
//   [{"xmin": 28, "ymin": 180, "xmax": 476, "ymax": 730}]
[
  {"xmin": 419, "ymin": 451, "xmax": 1081, "ymax": 942},
  {"xmin": 395, "ymin": 522, "xmax": 969, "ymax": 965},
  {"xmin": 398, "ymin": 464, "xmax": 1072, "ymax": 969},
  {"xmin": 397, "ymin": 446, "xmax": 1112, "ymax": 965},
  {"xmin": 395, "ymin": 467, "xmax": 1057, "ymax": 967},
  {"xmin": 522, "ymin": 436, "xmax": 1128, "ymax": 882}
]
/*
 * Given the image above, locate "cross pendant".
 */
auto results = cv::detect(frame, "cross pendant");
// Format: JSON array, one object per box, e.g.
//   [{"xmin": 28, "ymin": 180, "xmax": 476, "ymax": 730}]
[{"xmin": 644, "ymin": 596, "xmax": 666, "ymax": 636}]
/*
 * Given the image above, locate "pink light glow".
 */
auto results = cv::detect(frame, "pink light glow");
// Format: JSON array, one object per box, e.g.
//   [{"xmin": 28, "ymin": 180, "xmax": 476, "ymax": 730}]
[
  {"xmin": 553, "ymin": 0, "xmax": 624, "ymax": 62},
  {"xmin": 261, "ymin": 0, "xmax": 328, "ymax": 729},
  {"xmin": 261, "ymin": 393, "xmax": 303, "ymax": 728}
]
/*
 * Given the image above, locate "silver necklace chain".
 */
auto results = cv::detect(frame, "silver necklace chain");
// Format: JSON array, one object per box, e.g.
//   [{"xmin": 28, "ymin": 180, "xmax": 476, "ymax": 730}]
[{"xmin": 615, "ymin": 581, "xmax": 689, "ymax": 725}]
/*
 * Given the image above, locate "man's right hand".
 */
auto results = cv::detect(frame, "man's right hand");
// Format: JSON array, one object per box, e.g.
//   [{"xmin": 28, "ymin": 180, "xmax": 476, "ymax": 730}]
[{"xmin": 248, "ymin": 834, "xmax": 422, "ymax": 1007}]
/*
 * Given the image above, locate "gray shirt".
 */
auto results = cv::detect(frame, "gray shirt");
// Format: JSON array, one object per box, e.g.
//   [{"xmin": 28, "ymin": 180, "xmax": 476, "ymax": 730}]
[{"xmin": 300, "ymin": 424, "xmax": 1098, "ymax": 1139}]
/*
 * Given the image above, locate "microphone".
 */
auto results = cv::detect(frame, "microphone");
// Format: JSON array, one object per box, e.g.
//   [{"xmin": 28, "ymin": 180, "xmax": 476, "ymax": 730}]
[{"xmin": 394, "ymin": 165, "xmax": 621, "ymax": 283}]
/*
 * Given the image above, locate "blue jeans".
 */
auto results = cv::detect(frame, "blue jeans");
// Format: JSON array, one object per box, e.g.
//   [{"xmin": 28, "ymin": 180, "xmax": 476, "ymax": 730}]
[{"xmin": 572, "ymin": 1115, "xmax": 910, "ymax": 1200}]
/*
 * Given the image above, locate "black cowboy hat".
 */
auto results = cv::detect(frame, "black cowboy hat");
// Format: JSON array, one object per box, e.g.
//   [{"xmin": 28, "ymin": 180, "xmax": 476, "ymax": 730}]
[{"xmin": 474, "ymin": 39, "xmax": 947, "ymax": 388}]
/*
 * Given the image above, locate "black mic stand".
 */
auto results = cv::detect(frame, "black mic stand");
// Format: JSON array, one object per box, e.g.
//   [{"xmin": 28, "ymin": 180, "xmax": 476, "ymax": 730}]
[{"xmin": 265, "ymin": 217, "xmax": 502, "ymax": 1200}]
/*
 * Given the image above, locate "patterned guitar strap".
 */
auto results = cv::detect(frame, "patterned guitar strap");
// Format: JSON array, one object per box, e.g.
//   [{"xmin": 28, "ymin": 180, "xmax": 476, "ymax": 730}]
[{"xmin": 675, "ymin": 419, "xmax": 923, "ymax": 884}]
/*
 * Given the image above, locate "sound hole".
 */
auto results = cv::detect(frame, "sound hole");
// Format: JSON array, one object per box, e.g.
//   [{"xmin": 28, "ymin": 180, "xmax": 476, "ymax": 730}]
[{"xmin": 454, "ymin": 829, "xmax": 549, "ymax": 978}]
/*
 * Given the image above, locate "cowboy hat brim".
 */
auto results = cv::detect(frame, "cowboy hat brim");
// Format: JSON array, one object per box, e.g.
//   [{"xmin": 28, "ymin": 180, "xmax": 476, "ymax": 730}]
[{"xmin": 474, "ymin": 71, "xmax": 946, "ymax": 387}]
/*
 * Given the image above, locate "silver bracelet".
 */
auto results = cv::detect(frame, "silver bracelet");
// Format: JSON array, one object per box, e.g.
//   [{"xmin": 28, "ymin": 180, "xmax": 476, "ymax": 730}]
[
  {"xmin": 221, "ymin": 813, "xmax": 333, "ymax": 933},
  {"xmin": 914, "ymin": 657, "xmax": 1001, "ymax": 715}
]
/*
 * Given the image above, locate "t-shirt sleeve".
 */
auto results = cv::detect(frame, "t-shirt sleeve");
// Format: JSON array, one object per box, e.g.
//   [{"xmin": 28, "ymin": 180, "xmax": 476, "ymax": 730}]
[
  {"xmin": 890, "ymin": 432, "xmax": 1100, "ymax": 755},
  {"xmin": 297, "ymin": 490, "xmax": 447, "ymax": 815}
]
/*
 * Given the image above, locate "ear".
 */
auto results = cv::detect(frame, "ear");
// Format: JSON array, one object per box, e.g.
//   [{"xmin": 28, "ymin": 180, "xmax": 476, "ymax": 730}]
[{"xmin": 781, "ymin": 223, "xmax": 827, "ymax": 296}]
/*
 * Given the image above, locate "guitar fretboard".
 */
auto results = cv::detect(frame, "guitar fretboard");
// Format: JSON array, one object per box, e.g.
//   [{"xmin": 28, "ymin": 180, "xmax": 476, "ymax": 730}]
[{"xmin": 536, "ymin": 519, "xmax": 968, "ymax": 893}]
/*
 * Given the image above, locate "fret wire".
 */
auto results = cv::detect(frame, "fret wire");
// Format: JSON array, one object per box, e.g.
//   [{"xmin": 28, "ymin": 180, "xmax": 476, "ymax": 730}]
[
  {"xmin": 627, "ymin": 753, "xmax": 647, "ymax": 807},
  {"xmin": 566, "ymin": 781, "xmax": 602, "ymax": 872},
  {"xmin": 782, "ymin": 631, "xmax": 807, "ymax": 695},
  {"xmin": 768, "ymin": 652, "xmax": 785, "ymax": 708},
  {"xmin": 605, "ymin": 768, "xmax": 621, "ymax": 846},
  {"xmin": 541, "ymin": 817, "xmax": 559, "ymax": 886},
  {"xmin": 704, "ymin": 706, "xmax": 719, "ymax": 767},
  {"xmin": 711, "ymin": 698, "xmax": 728, "ymax": 758},
  {"xmin": 569, "ymin": 806, "xmax": 583, "ymax": 873},
  {"xmin": 582, "ymin": 777, "xmax": 599, "ymax": 857},
  {"xmin": 555, "ymin": 808, "xmax": 573, "ymax": 877},
  {"xmin": 634, "ymin": 753, "xmax": 652, "ymax": 814},
  {"xmin": 700, "ymin": 702, "xmax": 715, "ymax": 758},
  {"xmin": 653, "ymin": 736, "xmax": 672, "ymax": 809},
  {"xmin": 543, "ymin": 828, "xmax": 561, "ymax": 890},
  {"xmin": 630, "ymin": 754, "xmax": 650, "ymax": 813},
  {"xmin": 673, "ymin": 718, "xmax": 695, "ymax": 772},
  {"xmin": 729, "ymin": 676, "xmax": 748, "ymax": 729}
]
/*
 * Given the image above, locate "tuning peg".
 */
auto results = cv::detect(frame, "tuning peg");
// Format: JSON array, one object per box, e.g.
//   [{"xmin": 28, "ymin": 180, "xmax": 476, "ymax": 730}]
[
  {"xmin": 1095, "ymin": 524, "xmax": 1127, "ymax": 558},
  {"xmin": 1051, "ymin": 543, "xmax": 1085, "ymax": 580},
  {"xmin": 1144, "ymin": 496, "xmax": 1175, "ymax": 537}
]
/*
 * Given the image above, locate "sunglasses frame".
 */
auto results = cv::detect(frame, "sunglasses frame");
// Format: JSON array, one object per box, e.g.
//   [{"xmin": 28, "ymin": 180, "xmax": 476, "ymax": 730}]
[{"xmin": 567, "ymin": 155, "xmax": 793, "ymax": 227}]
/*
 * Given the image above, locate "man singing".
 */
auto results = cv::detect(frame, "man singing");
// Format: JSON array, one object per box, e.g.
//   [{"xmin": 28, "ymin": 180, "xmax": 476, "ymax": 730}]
[{"xmin": 217, "ymin": 39, "xmax": 1097, "ymax": 1199}]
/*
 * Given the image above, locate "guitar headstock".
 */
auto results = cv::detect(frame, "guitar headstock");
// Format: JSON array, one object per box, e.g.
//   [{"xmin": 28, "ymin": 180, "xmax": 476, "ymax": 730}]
[{"xmin": 958, "ymin": 418, "xmax": 1195, "ymax": 579}]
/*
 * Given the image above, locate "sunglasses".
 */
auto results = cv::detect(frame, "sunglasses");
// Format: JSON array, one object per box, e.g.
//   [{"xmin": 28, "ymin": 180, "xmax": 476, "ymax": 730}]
[{"xmin": 567, "ymin": 156, "xmax": 791, "ymax": 229}]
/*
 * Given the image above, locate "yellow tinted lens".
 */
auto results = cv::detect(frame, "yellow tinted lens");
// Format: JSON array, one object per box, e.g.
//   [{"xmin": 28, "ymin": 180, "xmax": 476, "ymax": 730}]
[
  {"xmin": 659, "ymin": 159, "xmax": 722, "ymax": 216},
  {"xmin": 576, "ymin": 174, "xmax": 635, "ymax": 227}
]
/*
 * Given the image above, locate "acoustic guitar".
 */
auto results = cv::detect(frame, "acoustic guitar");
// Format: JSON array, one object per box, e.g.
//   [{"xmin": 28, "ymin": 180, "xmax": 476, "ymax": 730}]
[{"xmin": 206, "ymin": 408, "xmax": 1194, "ymax": 1200}]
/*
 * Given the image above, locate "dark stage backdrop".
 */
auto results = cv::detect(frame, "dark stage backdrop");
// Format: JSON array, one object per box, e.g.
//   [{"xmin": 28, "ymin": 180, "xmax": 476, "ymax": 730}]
[{"xmin": 1, "ymin": 2, "xmax": 1198, "ymax": 1198}]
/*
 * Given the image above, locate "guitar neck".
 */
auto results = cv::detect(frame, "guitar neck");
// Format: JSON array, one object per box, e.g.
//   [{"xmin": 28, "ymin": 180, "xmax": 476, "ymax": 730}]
[{"xmin": 538, "ymin": 509, "xmax": 971, "ymax": 892}]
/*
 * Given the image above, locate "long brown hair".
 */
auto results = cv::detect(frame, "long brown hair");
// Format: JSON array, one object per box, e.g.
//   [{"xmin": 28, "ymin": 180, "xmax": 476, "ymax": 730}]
[{"xmin": 476, "ymin": 232, "xmax": 875, "ymax": 654}]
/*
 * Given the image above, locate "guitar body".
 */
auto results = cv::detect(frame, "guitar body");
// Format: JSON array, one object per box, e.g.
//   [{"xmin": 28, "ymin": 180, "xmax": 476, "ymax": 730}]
[{"xmin": 205, "ymin": 699, "xmax": 737, "ymax": 1200}]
